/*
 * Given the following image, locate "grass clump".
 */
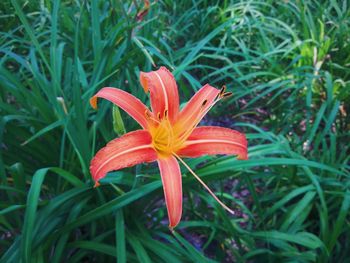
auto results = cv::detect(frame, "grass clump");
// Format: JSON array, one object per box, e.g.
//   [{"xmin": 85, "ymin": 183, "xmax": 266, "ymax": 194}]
[{"xmin": 1, "ymin": 0, "xmax": 349, "ymax": 262}]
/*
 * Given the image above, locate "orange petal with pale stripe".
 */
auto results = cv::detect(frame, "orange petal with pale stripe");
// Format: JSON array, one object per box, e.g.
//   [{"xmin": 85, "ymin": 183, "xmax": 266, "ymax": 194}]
[
  {"xmin": 90, "ymin": 87, "xmax": 150, "ymax": 129},
  {"xmin": 178, "ymin": 126, "xmax": 248, "ymax": 160},
  {"xmin": 140, "ymin": 67, "xmax": 179, "ymax": 122},
  {"xmin": 90, "ymin": 130, "xmax": 157, "ymax": 184},
  {"xmin": 157, "ymin": 156, "xmax": 182, "ymax": 228},
  {"xmin": 176, "ymin": 84, "xmax": 220, "ymax": 131}
]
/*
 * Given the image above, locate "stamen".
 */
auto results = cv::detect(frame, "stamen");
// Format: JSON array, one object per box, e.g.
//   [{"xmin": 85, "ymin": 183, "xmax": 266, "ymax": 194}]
[
  {"xmin": 219, "ymin": 85, "xmax": 226, "ymax": 97},
  {"xmin": 174, "ymin": 125, "xmax": 196, "ymax": 147},
  {"xmin": 200, "ymin": 95, "xmax": 222, "ymax": 116},
  {"xmin": 162, "ymin": 118, "xmax": 172, "ymax": 148},
  {"xmin": 145, "ymin": 110, "xmax": 160, "ymax": 124},
  {"xmin": 223, "ymin": 92, "xmax": 233, "ymax": 98},
  {"xmin": 152, "ymin": 114, "xmax": 176, "ymax": 153},
  {"xmin": 173, "ymin": 88, "xmax": 226, "ymax": 149},
  {"xmin": 157, "ymin": 112, "xmax": 161, "ymax": 120},
  {"xmin": 173, "ymin": 152, "xmax": 235, "ymax": 215},
  {"xmin": 175, "ymin": 96, "xmax": 222, "ymax": 146},
  {"xmin": 145, "ymin": 110, "xmax": 151, "ymax": 119},
  {"xmin": 153, "ymin": 120, "xmax": 166, "ymax": 138}
]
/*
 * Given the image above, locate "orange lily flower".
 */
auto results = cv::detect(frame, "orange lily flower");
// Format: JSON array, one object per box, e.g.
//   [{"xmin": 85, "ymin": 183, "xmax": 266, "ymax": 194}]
[{"xmin": 90, "ymin": 67, "xmax": 248, "ymax": 228}]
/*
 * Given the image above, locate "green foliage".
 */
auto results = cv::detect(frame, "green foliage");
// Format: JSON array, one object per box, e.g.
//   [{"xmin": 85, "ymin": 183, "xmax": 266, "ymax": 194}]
[{"xmin": 1, "ymin": 0, "xmax": 349, "ymax": 262}]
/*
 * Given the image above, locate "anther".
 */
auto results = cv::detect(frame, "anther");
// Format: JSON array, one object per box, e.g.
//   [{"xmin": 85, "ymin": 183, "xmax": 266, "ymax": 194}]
[
  {"xmin": 202, "ymin": 99, "xmax": 208, "ymax": 107},
  {"xmin": 145, "ymin": 110, "xmax": 161, "ymax": 124},
  {"xmin": 145, "ymin": 110, "xmax": 151, "ymax": 119},
  {"xmin": 219, "ymin": 85, "xmax": 226, "ymax": 96},
  {"xmin": 157, "ymin": 112, "xmax": 161, "ymax": 120},
  {"xmin": 222, "ymin": 92, "xmax": 233, "ymax": 98},
  {"xmin": 164, "ymin": 109, "xmax": 168, "ymax": 119}
]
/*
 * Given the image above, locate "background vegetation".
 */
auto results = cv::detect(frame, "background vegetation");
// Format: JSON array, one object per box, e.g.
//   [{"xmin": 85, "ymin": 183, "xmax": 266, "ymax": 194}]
[{"xmin": 1, "ymin": 0, "xmax": 349, "ymax": 262}]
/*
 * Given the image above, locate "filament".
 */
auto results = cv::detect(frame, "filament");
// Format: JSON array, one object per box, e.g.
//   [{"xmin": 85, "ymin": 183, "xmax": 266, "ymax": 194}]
[
  {"xmin": 145, "ymin": 110, "xmax": 161, "ymax": 124},
  {"xmin": 175, "ymin": 96, "xmax": 222, "ymax": 146},
  {"xmin": 173, "ymin": 152, "xmax": 235, "ymax": 215}
]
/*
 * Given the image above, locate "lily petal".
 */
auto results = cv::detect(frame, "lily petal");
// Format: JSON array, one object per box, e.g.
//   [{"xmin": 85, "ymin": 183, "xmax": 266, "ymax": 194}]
[
  {"xmin": 90, "ymin": 130, "xmax": 157, "ymax": 184},
  {"xmin": 176, "ymin": 84, "xmax": 220, "ymax": 131},
  {"xmin": 90, "ymin": 87, "xmax": 150, "ymax": 129},
  {"xmin": 178, "ymin": 126, "xmax": 248, "ymax": 160},
  {"xmin": 157, "ymin": 156, "xmax": 182, "ymax": 228},
  {"xmin": 140, "ymin": 67, "xmax": 179, "ymax": 122}
]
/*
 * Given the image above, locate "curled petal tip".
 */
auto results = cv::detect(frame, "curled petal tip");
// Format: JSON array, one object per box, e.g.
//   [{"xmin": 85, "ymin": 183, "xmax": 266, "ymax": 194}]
[
  {"xmin": 90, "ymin": 96, "xmax": 98, "ymax": 110},
  {"xmin": 237, "ymin": 151, "xmax": 248, "ymax": 160},
  {"xmin": 94, "ymin": 181, "xmax": 100, "ymax": 188},
  {"xmin": 139, "ymin": 71, "xmax": 149, "ymax": 93},
  {"xmin": 90, "ymin": 87, "xmax": 150, "ymax": 129},
  {"xmin": 139, "ymin": 67, "xmax": 179, "ymax": 122},
  {"xmin": 238, "ymin": 154, "xmax": 248, "ymax": 160}
]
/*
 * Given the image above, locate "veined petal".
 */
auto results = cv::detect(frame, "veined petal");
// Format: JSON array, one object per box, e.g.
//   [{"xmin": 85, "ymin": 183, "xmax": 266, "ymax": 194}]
[
  {"xmin": 176, "ymin": 84, "xmax": 220, "ymax": 131},
  {"xmin": 177, "ymin": 126, "xmax": 248, "ymax": 160},
  {"xmin": 90, "ymin": 130, "xmax": 157, "ymax": 184},
  {"xmin": 140, "ymin": 67, "xmax": 179, "ymax": 122},
  {"xmin": 90, "ymin": 87, "xmax": 150, "ymax": 129},
  {"xmin": 157, "ymin": 156, "xmax": 182, "ymax": 228}
]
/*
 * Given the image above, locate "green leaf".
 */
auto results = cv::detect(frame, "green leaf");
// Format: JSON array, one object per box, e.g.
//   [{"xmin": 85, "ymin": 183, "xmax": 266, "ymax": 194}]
[
  {"xmin": 20, "ymin": 168, "xmax": 48, "ymax": 263},
  {"xmin": 250, "ymin": 231, "xmax": 324, "ymax": 250},
  {"xmin": 116, "ymin": 210, "xmax": 126, "ymax": 263}
]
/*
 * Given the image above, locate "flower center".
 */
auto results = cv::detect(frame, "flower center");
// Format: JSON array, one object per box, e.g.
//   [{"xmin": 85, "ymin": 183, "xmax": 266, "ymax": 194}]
[
  {"xmin": 147, "ymin": 86, "xmax": 231, "ymax": 157},
  {"xmin": 151, "ymin": 117, "xmax": 182, "ymax": 157}
]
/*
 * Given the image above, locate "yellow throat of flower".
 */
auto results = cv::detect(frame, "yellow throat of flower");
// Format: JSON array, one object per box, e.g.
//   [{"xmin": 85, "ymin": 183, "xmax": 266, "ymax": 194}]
[
  {"xmin": 147, "ymin": 86, "xmax": 232, "ymax": 157},
  {"xmin": 146, "ymin": 109, "xmax": 196, "ymax": 157},
  {"xmin": 150, "ymin": 115, "xmax": 185, "ymax": 157}
]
